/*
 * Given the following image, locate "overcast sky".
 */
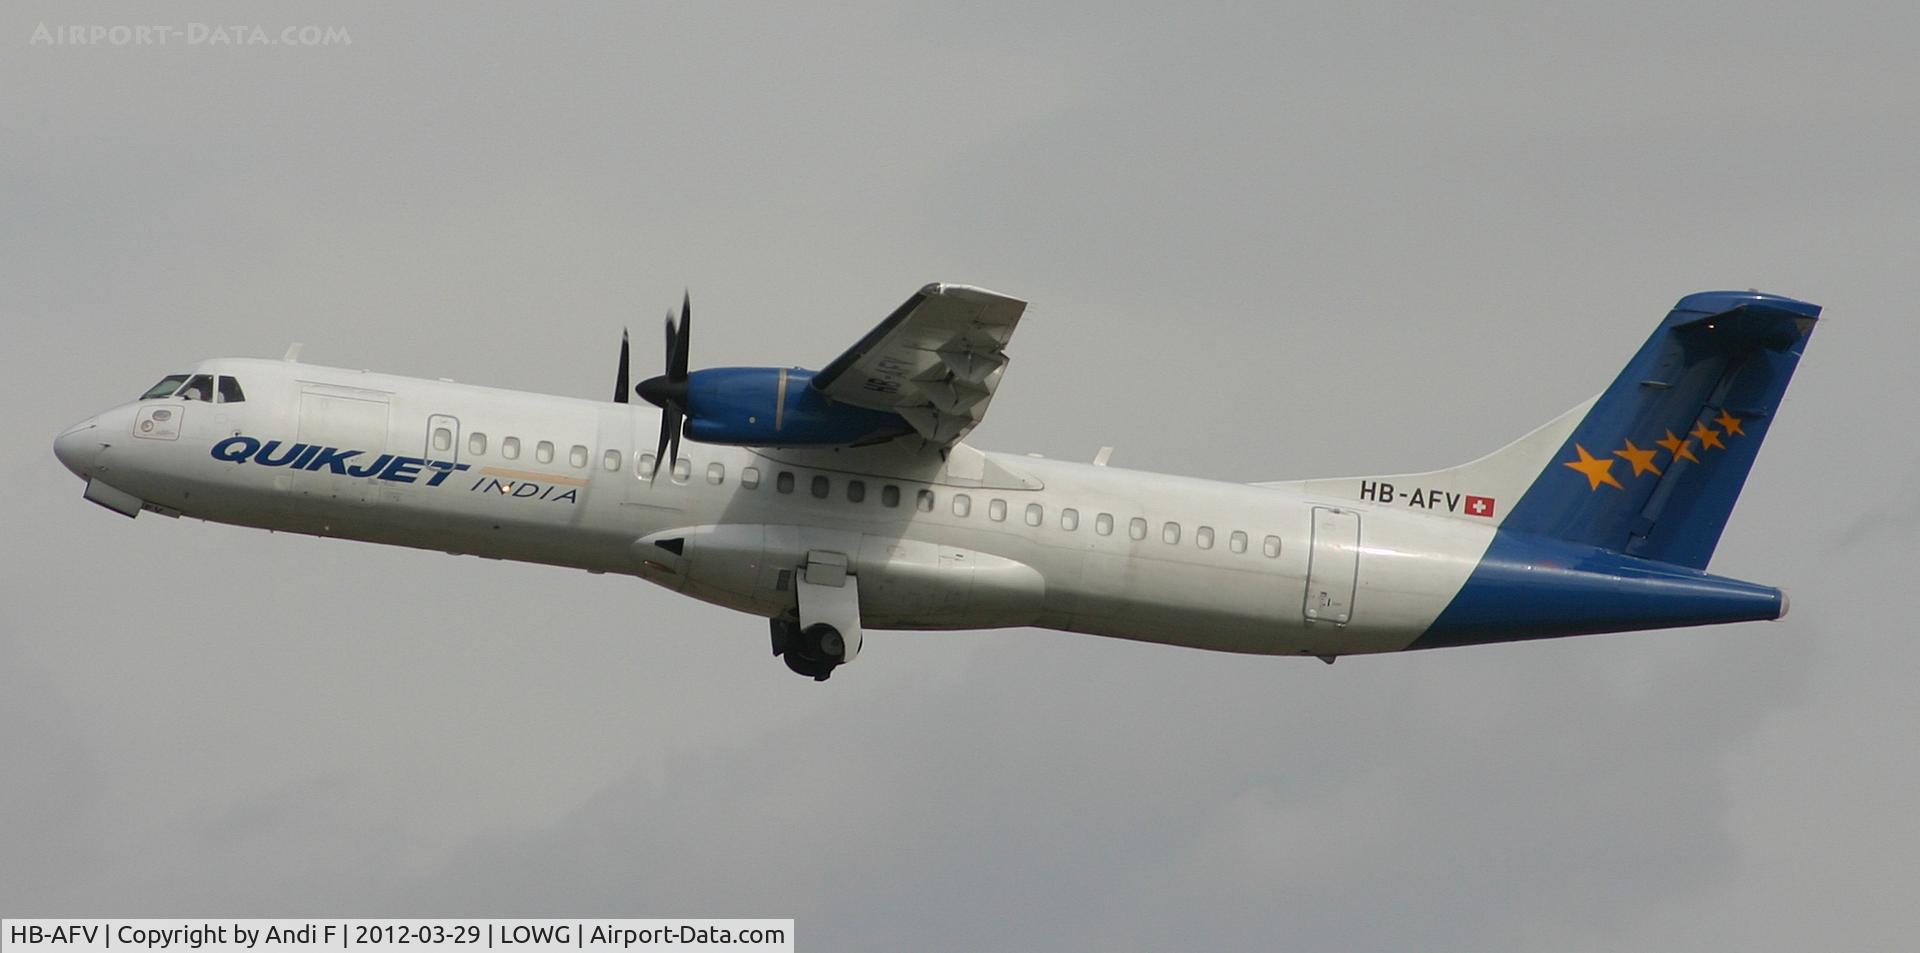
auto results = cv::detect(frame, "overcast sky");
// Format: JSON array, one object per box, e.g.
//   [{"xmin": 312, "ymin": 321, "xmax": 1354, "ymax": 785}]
[{"xmin": 6, "ymin": 2, "xmax": 1919, "ymax": 949}]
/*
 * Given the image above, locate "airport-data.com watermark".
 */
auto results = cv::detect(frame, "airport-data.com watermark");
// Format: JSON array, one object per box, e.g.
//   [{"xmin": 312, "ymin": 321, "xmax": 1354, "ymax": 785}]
[{"xmin": 29, "ymin": 22, "xmax": 352, "ymax": 48}]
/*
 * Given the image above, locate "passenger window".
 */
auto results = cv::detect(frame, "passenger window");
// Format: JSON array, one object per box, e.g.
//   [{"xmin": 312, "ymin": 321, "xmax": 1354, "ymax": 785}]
[
  {"xmin": 1230, "ymin": 530, "xmax": 1249, "ymax": 553},
  {"xmin": 1162, "ymin": 522, "xmax": 1181, "ymax": 544},
  {"xmin": 637, "ymin": 452, "xmax": 655, "ymax": 478},
  {"xmin": 216, "ymin": 377, "xmax": 246, "ymax": 403},
  {"xmin": 140, "ymin": 374, "xmax": 190, "ymax": 400},
  {"xmin": 603, "ymin": 449, "xmax": 621, "ymax": 471},
  {"xmin": 179, "ymin": 374, "xmax": 215, "ymax": 402},
  {"xmin": 470, "ymin": 432, "xmax": 488, "ymax": 455},
  {"xmin": 503, "ymin": 437, "xmax": 521, "ymax": 459},
  {"xmin": 1129, "ymin": 518, "xmax": 1148, "ymax": 540},
  {"xmin": 917, "ymin": 489, "xmax": 936, "ymax": 512},
  {"xmin": 432, "ymin": 427, "xmax": 453, "ymax": 452},
  {"xmin": 953, "ymin": 494, "xmax": 971, "ymax": 517},
  {"xmin": 1061, "ymin": 508, "xmax": 1080, "ymax": 531},
  {"xmin": 1197, "ymin": 526, "xmax": 1215, "ymax": 549},
  {"xmin": 989, "ymin": 499, "xmax": 1008, "ymax": 522},
  {"xmin": 881, "ymin": 485, "xmax": 901, "ymax": 508},
  {"xmin": 811, "ymin": 475, "xmax": 830, "ymax": 499},
  {"xmin": 777, "ymin": 471, "xmax": 796, "ymax": 494},
  {"xmin": 742, "ymin": 467, "xmax": 761, "ymax": 489},
  {"xmin": 571, "ymin": 445, "xmax": 589, "ymax": 468},
  {"xmin": 536, "ymin": 441, "xmax": 555, "ymax": 464},
  {"xmin": 1264, "ymin": 535, "xmax": 1282, "ymax": 558},
  {"xmin": 707, "ymin": 462, "xmax": 725, "ymax": 485},
  {"xmin": 1025, "ymin": 503, "xmax": 1044, "ymax": 527},
  {"xmin": 847, "ymin": 480, "xmax": 866, "ymax": 503},
  {"xmin": 1095, "ymin": 513, "xmax": 1114, "ymax": 536},
  {"xmin": 671, "ymin": 457, "xmax": 692, "ymax": 483}
]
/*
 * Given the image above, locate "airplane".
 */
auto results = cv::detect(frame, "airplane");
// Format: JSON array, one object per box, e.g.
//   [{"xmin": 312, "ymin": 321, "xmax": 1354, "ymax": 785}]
[{"xmin": 53, "ymin": 284, "xmax": 1817, "ymax": 680}]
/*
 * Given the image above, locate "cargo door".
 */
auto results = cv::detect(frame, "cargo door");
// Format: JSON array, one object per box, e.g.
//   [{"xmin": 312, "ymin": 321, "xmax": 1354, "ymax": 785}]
[
  {"xmin": 621, "ymin": 406, "xmax": 687, "ymax": 514},
  {"xmin": 294, "ymin": 390, "xmax": 391, "ymax": 503}
]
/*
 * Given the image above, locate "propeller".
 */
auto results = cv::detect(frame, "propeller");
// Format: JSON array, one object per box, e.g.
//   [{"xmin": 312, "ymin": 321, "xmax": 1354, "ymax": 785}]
[
  {"xmin": 636, "ymin": 292, "xmax": 691, "ymax": 478},
  {"xmin": 613, "ymin": 328, "xmax": 630, "ymax": 403}
]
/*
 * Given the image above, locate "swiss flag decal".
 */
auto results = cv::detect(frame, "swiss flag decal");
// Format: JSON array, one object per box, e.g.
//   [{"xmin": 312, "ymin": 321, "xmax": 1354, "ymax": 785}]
[{"xmin": 1465, "ymin": 495, "xmax": 1496, "ymax": 518}]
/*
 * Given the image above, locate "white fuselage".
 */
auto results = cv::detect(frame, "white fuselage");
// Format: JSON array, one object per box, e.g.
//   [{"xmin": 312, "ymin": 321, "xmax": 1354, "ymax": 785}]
[{"xmin": 60, "ymin": 357, "xmax": 1501, "ymax": 659}]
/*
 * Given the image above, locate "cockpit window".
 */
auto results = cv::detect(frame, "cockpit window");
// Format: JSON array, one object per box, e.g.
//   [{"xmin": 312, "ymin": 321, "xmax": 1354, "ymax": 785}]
[
  {"xmin": 216, "ymin": 376, "xmax": 245, "ymax": 403},
  {"xmin": 141, "ymin": 374, "xmax": 190, "ymax": 400},
  {"xmin": 178, "ymin": 374, "xmax": 215, "ymax": 402}
]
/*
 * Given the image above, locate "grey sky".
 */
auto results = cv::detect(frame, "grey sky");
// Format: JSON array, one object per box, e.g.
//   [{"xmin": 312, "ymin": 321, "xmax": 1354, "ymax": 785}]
[{"xmin": 6, "ymin": 2, "xmax": 1918, "ymax": 949}]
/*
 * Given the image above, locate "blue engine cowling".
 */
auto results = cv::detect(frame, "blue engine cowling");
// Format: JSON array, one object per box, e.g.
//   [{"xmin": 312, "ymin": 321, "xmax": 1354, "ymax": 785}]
[{"xmin": 682, "ymin": 367, "xmax": 911, "ymax": 446}]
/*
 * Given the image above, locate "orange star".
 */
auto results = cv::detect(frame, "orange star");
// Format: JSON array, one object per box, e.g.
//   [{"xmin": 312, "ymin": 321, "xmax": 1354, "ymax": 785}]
[
  {"xmin": 1691, "ymin": 421, "xmax": 1725, "ymax": 451},
  {"xmin": 1564, "ymin": 443, "xmax": 1624, "ymax": 491},
  {"xmin": 1614, "ymin": 439, "xmax": 1663, "ymax": 477},
  {"xmin": 1714, "ymin": 410, "xmax": 1745, "ymax": 436},
  {"xmin": 1657, "ymin": 429, "xmax": 1699, "ymax": 463}
]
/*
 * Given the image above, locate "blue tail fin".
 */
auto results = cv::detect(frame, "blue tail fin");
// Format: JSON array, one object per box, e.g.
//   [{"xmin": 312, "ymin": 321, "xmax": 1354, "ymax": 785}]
[{"xmin": 1502, "ymin": 290, "xmax": 1819, "ymax": 569}]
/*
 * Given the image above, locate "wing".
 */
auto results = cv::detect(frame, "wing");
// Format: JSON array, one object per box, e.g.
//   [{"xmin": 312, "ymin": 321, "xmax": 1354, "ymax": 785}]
[{"xmin": 811, "ymin": 283, "xmax": 1026, "ymax": 449}]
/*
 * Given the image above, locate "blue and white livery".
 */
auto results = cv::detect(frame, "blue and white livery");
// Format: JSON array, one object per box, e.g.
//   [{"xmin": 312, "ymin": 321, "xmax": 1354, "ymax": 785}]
[{"xmin": 54, "ymin": 285, "xmax": 1817, "ymax": 679}]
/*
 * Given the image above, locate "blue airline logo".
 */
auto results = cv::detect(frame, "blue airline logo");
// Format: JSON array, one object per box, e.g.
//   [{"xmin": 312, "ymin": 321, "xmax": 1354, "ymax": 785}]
[{"xmin": 211, "ymin": 435, "xmax": 470, "ymax": 485}]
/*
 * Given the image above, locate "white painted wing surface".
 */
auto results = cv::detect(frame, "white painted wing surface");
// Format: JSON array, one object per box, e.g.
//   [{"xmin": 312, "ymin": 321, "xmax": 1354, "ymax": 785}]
[{"xmin": 812, "ymin": 283, "xmax": 1026, "ymax": 449}]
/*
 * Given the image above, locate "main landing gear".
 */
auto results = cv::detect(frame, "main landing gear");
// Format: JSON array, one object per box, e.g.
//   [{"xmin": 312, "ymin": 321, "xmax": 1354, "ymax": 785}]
[
  {"xmin": 770, "ymin": 618, "xmax": 847, "ymax": 680},
  {"xmin": 770, "ymin": 550, "xmax": 864, "ymax": 681}
]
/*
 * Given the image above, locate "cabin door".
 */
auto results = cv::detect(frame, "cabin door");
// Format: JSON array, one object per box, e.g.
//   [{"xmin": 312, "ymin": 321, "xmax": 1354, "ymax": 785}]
[{"xmin": 1303, "ymin": 506, "xmax": 1360, "ymax": 626}]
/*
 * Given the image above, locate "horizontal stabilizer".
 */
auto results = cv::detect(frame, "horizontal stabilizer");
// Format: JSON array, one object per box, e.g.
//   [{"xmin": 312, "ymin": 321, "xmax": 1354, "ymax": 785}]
[{"xmin": 1412, "ymin": 534, "xmax": 1787, "ymax": 649}]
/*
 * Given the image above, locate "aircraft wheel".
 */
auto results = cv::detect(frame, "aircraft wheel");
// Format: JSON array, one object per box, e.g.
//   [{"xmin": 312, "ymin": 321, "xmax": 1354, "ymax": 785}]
[
  {"xmin": 808, "ymin": 624, "xmax": 846, "ymax": 661},
  {"xmin": 783, "ymin": 649, "xmax": 836, "ymax": 681},
  {"xmin": 769, "ymin": 617, "xmax": 800, "ymax": 657},
  {"xmin": 771, "ymin": 620, "xmax": 843, "ymax": 680}
]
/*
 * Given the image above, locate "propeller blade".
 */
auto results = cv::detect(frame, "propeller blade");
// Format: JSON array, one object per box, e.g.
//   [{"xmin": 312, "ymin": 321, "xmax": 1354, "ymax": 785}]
[
  {"xmin": 671, "ymin": 292, "xmax": 690, "ymax": 379},
  {"xmin": 668, "ymin": 409, "xmax": 682, "ymax": 471},
  {"xmin": 614, "ymin": 328, "xmax": 630, "ymax": 403},
  {"xmin": 640, "ymin": 292, "xmax": 693, "ymax": 481},
  {"xmin": 663, "ymin": 311, "xmax": 677, "ymax": 375},
  {"xmin": 652, "ymin": 400, "xmax": 677, "ymax": 479}
]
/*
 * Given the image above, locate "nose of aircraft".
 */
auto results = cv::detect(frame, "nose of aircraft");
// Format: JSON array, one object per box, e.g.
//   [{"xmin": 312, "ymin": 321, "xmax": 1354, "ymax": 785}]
[{"xmin": 54, "ymin": 417, "xmax": 101, "ymax": 479}]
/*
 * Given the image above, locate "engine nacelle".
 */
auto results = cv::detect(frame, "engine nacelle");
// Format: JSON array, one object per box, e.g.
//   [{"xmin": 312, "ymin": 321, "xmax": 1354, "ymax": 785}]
[{"xmin": 682, "ymin": 367, "xmax": 910, "ymax": 447}]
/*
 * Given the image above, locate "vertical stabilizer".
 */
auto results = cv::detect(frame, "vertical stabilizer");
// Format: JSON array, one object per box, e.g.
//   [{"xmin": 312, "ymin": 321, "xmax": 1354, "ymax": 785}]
[
  {"xmin": 1501, "ymin": 290, "xmax": 1818, "ymax": 568},
  {"xmin": 1267, "ymin": 291, "xmax": 1818, "ymax": 573}
]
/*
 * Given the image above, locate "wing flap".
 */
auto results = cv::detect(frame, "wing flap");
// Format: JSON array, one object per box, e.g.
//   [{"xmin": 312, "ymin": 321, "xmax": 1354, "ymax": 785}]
[{"xmin": 813, "ymin": 283, "xmax": 1026, "ymax": 450}]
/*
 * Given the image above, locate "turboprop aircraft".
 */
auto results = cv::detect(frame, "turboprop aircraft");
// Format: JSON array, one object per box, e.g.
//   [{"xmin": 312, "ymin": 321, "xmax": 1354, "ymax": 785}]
[{"xmin": 53, "ymin": 285, "xmax": 1816, "ymax": 679}]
